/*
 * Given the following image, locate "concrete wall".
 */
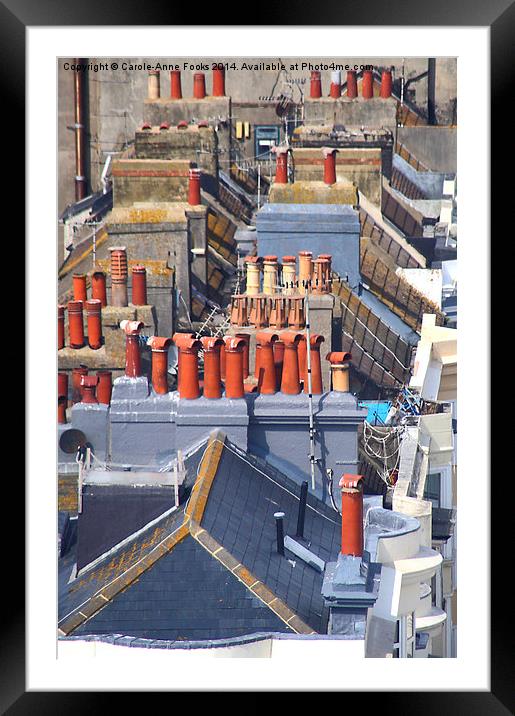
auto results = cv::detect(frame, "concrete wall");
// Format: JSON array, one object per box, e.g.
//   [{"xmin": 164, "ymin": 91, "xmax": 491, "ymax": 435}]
[{"xmin": 397, "ymin": 126, "xmax": 457, "ymax": 173}]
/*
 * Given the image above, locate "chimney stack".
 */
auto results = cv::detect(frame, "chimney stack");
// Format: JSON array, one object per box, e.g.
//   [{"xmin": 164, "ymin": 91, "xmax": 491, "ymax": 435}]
[
  {"xmin": 273, "ymin": 147, "xmax": 288, "ymax": 184},
  {"xmin": 131, "ymin": 265, "xmax": 148, "ymax": 306},
  {"xmin": 58, "ymin": 305, "xmax": 66, "ymax": 350},
  {"xmin": 193, "ymin": 72, "xmax": 206, "ymax": 99},
  {"xmin": 281, "ymin": 256, "xmax": 297, "ymax": 295},
  {"xmin": 148, "ymin": 336, "xmax": 172, "ymax": 394},
  {"xmin": 326, "ymin": 351, "xmax": 352, "ymax": 392},
  {"xmin": 148, "ymin": 69, "xmax": 160, "ymax": 100},
  {"xmin": 80, "ymin": 375, "xmax": 98, "ymax": 404},
  {"xmin": 329, "ymin": 70, "xmax": 341, "ymax": 98},
  {"xmin": 230, "ymin": 295, "xmax": 248, "ymax": 327},
  {"xmin": 245, "ymin": 257, "xmax": 261, "ymax": 296},
  {"xmin": 346, "ymin": 70, "xmax": 358, "ymax": 98},
  {"xmin": 380, "ymin": 69, "xmax": 393, "ymax": 98},
  {"xmin": 67, "ymin": 300, "xmax": 85, "ymax": 349},
  {"xmin": 339, "ymin": 474, "xmax": 364, "ymax": 557},
  {"xmin": 170, "ymin": 69, "xmax": 182, "ymax": 99},
  {"xmin": 188, "ymin": 167, "xmax": 202, "ymax": 206},
  {"xmin": 200, "ymin": 336, "xmax": 224, "ymax": 399},
  {"xmin": 91, "ymin": 271, "xmax": 107, "ymax": 307},
  {"xmin": 304, "ymin": 334, "xmax": 325, "ymax": 395},
  {"xmin": 120, "ymin": 320, "xmax": 144, "ymax": 378},
  {"xmin": 96, "ymin": 370, "xmax": 113, "ymax": 405},
  {"xmin": 71, "ymin": 365, "xmax": 88, "ymax": 404},
  {"xmin": 263, "ymin": 255, "xmax": 279, "ymax": 295},
  {"xmin": 85, "ymin": 299, "xmax": 103, "ymax": 350},
  {"xmin": 280, "ymin": 331, "xmax": 303, "ymax": 395},
  {"xmin": 310, "ymin": 70, "xmax": 322, "ymax": 98},
  {"xmin": 362, "ymin": 70, "xmax": 374, "ymax": 99},
  {"xmin": 256, "ymin": 331, "xmax": 279, "ymax": 394},
  {"xmin": 223, "ymin": 336, "xmax": 245, "ymax": 399},
  {"xmin": 298, "ymin": 251, "xmax": 313, "ymax": 294},
  {"xmin": 322, "ymin": 147, "xmax": 338, "ymax": 186},
  {"xmin": 73, "ymin": 273, "xmax": 87, "ymax": 303},
  {"xmin": 212, "ymin": 65, "xmax": 226, "ymax": 96},
  {"xmin": 109, "ymin": 247, "xmax": 129, "ymax": 307},
  {"xmin": 173, "ymin": 333, "xmax": 202, "ymax": 399}
]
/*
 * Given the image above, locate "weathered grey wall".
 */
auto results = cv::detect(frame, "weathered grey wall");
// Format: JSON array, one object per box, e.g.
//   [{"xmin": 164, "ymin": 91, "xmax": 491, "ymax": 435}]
[
  {"xmin": 58, "ymin": 57, "xmax": 457, "ymax": 212},
  {"xmin": 397, "ymin": 126, "xmax": 457, "ymax": 173}
]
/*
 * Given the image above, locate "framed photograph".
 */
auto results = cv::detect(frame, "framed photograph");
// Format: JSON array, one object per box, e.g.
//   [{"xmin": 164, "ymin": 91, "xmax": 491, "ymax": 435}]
[{"xmin": 6, "ymin": 0, "xmax": 502, "ymax": 708}]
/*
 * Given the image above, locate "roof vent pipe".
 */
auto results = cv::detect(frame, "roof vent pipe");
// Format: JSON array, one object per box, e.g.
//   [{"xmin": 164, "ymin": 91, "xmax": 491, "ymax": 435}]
[
  {"xmin": 120, "ymin": 320, "xmax": 144, "ymax": 378},
  {"xmin": 109, "ymin": 247, "xmax": 128, "ymax": 307},
  {"xmin": 274, "ymin": 512, "xmax": 286, "ymax": 556},
  {"xmin": 200, "ymin": 336, "xmax": 224, "ymax": 399},
  {"xmin": 322, "ymin": 147, "xmax": 338, "ymax": 186},
  {"xmin": 296, "ymin": 481, "xmax": 309, "ymax": 538},
  {"xmin": 346, "ymin": 70, "xmax": 358, "ymax": 98},
  {"xmin": 193, "ymin": 72, "xmax": 206, "ymax": 99},
  {"xmin": 148, "ymin": 336, "xmax": 172, "ymax": 395},
  {"xmin": 223, "ymin": 336, "xmax": 245, "ymax": 399},
  {"xmin": 339, "ymin": 474, "xmax": 364, "ymax": 557},
  {"xmin": 67, "ymin": 300, "xmax": 85, "ymax": 349},
  {"xmin": 172, "ymin": 333, "xmax": 202, "ymax": 399},
  {"xmin": 362, "ymin": 70, "xmax": 374, "ymax": 99},
  {"xmin": 85, "ymin": 299, "xmax": 103, "ymax": 350},
  {"xmin": 91, "ymin": 271, "xmax": 107, "ymax": 307},
  {"xmin": 212, "ymin": 65, "xmax": 226, "ymax": 97},
  {"xmin": 170, "ymin": 70, "xmax": 182, "ymax": 99},
  {"xmin": 310, "ymin": 70, "xmax": 322, "ymax": 99},
  {"xmin": 58, "ymin": 305, "xmax": 66, "ymax": 350},
  {"xmin": 148, "ymin": 69, "xmax": 160, "ymax": 100},
  {"xmin": 329, "ymin": 70, "xmax": 341, "ymax": 98}
]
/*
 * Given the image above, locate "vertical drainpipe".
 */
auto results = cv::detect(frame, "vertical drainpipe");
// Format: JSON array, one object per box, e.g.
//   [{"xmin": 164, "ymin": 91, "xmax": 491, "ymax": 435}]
[
  {"xmin": 427, "ymin": 58, "xmax": 437, "ymax": 125},
  {"xmin": 73, "ymin": 59, "xmax": 88, "ymax": 201}
]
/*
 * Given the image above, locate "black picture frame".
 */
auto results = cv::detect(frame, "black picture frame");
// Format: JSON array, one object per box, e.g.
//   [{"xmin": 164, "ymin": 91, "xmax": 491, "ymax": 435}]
[{"xmin": 8, "ymin": 0, "xmax": 503, "ymax": 710}]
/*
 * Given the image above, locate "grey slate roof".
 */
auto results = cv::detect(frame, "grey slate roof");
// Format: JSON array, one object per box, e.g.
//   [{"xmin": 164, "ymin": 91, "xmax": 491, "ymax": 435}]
[
  {"xmin": 58, "ymin": 434, "xmax": 342, "ymax": 641},
  {"xmin": 200, "ymin": 445, "xmax": 341, "ymax": 633}
]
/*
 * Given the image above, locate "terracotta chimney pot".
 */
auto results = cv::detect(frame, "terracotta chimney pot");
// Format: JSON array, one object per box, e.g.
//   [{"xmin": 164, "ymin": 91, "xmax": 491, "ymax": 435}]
[
  {"xmin": 362, "ymin": 70, "xmax": 374, "ymax": 99},
  {"xmin": 148, "ymin": 69, "xmax": 160, "ymax": 100},
  {"xmin": 91, "ymin": 271, "xmax": 107, "ymax": 307},
  {"xmin": 148, "ymin": 336, "xmax": 172, "ymax": 395},
  {"xmin": 380, "ymin": 69, "xmax": 392, "ymax": 98},
  {"xmin": 71, "ymin": 365, "xmax": 88, "ymax": 404},
  {"xmin": 131, "ymin": 265, "xmax": 148, "ymax": 306},
  {"xmin": 172, "ymin": 333, "xmax": 201, "ymax": 399},
  {"xmin": 85, "ymin": 299, "xmax": 103, "ymax": 350},
  {"xmin": 120, "ymin": 320, "xmax": 144, "ymax": 378},
  {"xmin": 280, "ymin": 331, "xmax": 303, "ymax": 395},
  {"xmin": 223, "ymin": 336, "xmax": 246, "ymax": 399},
  {"xmin": 109, "ymin": 247, "xmax": 129, "ymax": 307},
  {"xmin": 212, "ymin": 66, "xmax": 226, "ymax": 96},
  {"xmin": 200, "ymin": 336, "xmax": 224, "ymax": 399},
  {"xmin": 322, "ymin": 147, "xmax": 338, "ymax": 186},
  {"xmin": 346, "ymin": 70, "xmax": 358, "ymax": 98},
  {"xmin": 304, "ymin": 334, "xmax": 325, "ymax": 395},
  {"xmin": 326, "ymin": 351, "xmax": 352, "ymax": 392},
  {"xmin": 273, "ymin": 146, "xmax": 289, "ymax": 184},
  {"xmin": 170, "ymin": 70, "xmax": 182, "ymax": 99},
  {"xmin": 339, "ymin": 474, "xmax": 364, "ymax": 556},
  {"xmin": 67, "ymin": 300, "xmax": 85, "ymax": 349},
  {"xmin": 80, "ymin": 375, "xmax": 98, "ymax": 404},
  {"xmin": 73, "ymin": 273, "xmax": 88, "ymax": 303},
  {"xmin": 96, "ymin": 370, "xmax": 113, "ymax": 405},
  {"xmin": 193, "ymin": 72, "xmax": 206, "ymax": 99},
  {"xmin": 310, "ymin": 70, "xmax": 322, "ymax": 99},
  {"xmin": 256, "ymin": 331, "xmax": 279, "ymax": 394},
  {"xmin": 298, "ymin": 251, "xmax": 313, "ymax": 294}
]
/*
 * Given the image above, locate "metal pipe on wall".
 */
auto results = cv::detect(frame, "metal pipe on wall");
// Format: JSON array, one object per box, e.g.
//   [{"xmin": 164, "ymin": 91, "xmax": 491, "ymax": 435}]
[{"xmin": 73, "ymin": 58, "xmax": 88, "ymax": 201}]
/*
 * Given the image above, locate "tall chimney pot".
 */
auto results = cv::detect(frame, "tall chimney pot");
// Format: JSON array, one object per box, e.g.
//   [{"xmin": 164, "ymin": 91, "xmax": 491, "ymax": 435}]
[
  {"xmin": 322, "ymin": 147, "xmax": 338, "ymax": 186},
  {"xmin": 173, "ymin": 333, "xmax": 202, "ymax": 399},
  {"xmin": 362, "ymin": 70, "xmax": 374, "ymax": 99},
  {"xmin": 304, "ymin": 334, "xmax": 325, "ymax": 395},
  {"xmin": 148, "ymin": 336, "xmax": 172, "ymax": 394},
  {"xmin": 67, "ymin": 300, "xmax": 85, "ymax": 349},
  {"xmin": 212, "ymin": 66, "xmax": 226, "ymax": 96},
  {"xmin": 346, "ymin": 70, "xmax": 358, "ymax": 98},
  {"xmin": 298, "ymin": 251, "xmax": 313, "ymax": 294},
  {"xmin": 326, "ymin": 351, "xmax": 352, "ymax": 392},
  {"xmin": 148, "ymin": 69, "xmax": 161, "ymax": 100},
  {"xmin": 120, "ymin": 320, "xmax": 144, "ymax": 378},
  {"xmin": 80, "ymin": 375, "xmax": 99, "ymax": 404},
  {"xmin": 96, "ymin": 370, "xmax": 113, "ymax": 405},
  {"xmin": 109, "ymin": 247, "xmax": 129, "ymax": 307},
  {"xmin": 329, "ymin": 70, "xmax": 341, "ymax": 98},
  {"xmin": 310, "ymin": 70, "xmax": 322, "ymax": 99},
  {"xmin": 256, "ymin": 331, "xmax": 279, "ymax": 394},
  {"xmin": 71, "ymin": 365, "xmax": 88, "ymax": 404},
  {"xmin": 280, "ymin": 331, "xmax": 303, "ymax": 395},
  {"xmin": 131, "ymin": 265, "xmax": 148, "ymax": 306},
  {"xmin": 73, "ymin": 273, "xmax": 88, "ymax": 303},
  {"xmin": 380, "ymin": 69, "xmax": 393, "ymax": 98},
  {"xmin": 193, "ymin": 72, "xmax": 206, "ymax": 99},
  {"xmin": 200, "ymin": 336, "xmax": 224, "ymax": 399},
  {"xmin": 223, "ymin": 336, "xmax": 246, "ymax": 399},
  {"xmin": 91, "ymin": 271, "xmax": 107, "ymax": 307},
  {"xmin": 85, "ymin": 299, "xmax": 103, "ymax": 350},
  {"xmin": 273, "ymin": 147, "xmax": 288, "ymax": 184},
  {"xmin": 339, "ymin": 474, "xmax": 364, "ymax": 556},
  {"xmin": 170, "ymin": 70, "xmax": 182, "ymax": 99}
]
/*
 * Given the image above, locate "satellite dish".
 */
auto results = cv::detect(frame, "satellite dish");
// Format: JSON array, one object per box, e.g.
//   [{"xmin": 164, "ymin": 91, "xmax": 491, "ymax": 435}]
[{"xmin": 59, "ymin": 429, "xmax": 87, "ymax": 454}]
